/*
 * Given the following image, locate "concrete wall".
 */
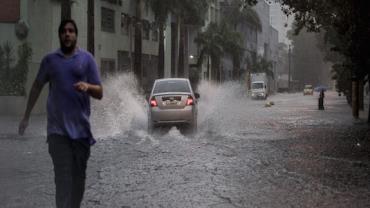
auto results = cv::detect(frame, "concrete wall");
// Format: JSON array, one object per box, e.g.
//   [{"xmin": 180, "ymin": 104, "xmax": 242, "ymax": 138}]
[{"xmin": 0, "ymin": 0, "xmax": 60, "ymax": 115}]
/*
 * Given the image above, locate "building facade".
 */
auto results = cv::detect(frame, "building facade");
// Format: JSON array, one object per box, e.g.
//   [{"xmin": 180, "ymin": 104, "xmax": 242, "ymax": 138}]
[{"xmin": 0, "ymin": 0, "xmax": 161, "ymax": 115}]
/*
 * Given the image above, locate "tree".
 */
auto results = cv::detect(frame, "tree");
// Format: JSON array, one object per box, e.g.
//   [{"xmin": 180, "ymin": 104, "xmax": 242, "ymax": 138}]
[
  {"xmin": 220, "ymin": 0, "xmax": 261, "ymax": 80},
  {"xmin": 172, "ymin": 0, "xmax": 210, "ymax": 77},
  {"xmin": 145, "ymin": 0, "xmax": 211, "ymax": 78},
  {"xmin": 195, "ymin": 23, "xmax": 224, "ymax": 81},
  {"xmin": 218, "ymin": 21, "xmax": 244, "ymax": 80},
  {"xmin": 275, "ymin": 0, "xmax": 370, "ymax": 121},
  {"xmin": 247, "ymin": 52, "xmax": 274, "ymax": 78},
  {"xmin": 145, "ymin": 0, "xmax": 172, "ymax": 78}
]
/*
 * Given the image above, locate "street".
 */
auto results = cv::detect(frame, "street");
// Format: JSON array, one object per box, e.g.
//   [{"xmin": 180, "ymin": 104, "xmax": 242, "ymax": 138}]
[{"xmin": 1, "ymin": 78, "xmax": 370, "ymax": 208}]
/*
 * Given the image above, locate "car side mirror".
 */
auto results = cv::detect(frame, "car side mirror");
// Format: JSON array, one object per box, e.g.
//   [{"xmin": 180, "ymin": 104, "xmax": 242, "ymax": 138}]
[{"xmin": 194, "ymin": 92, "xmax": 200, "ymax": 99}]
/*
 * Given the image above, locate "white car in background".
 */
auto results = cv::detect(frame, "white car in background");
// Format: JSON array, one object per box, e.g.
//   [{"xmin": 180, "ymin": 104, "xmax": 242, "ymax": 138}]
[{"xmin": 303, "ymin": 84, "xmax": 314, "ymax": 95}]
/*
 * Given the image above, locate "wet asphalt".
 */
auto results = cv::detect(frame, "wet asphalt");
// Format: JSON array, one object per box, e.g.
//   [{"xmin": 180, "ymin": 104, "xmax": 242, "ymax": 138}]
[{"xmin": 1, "ymin": 82, "xmax": 369, "ymax": 208}]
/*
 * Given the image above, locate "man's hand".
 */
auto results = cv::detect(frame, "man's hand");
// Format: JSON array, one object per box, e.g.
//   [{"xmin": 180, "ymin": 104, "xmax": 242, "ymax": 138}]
[
  {"xmin": 74, "ymin": 81, "xmax": 103, "ymax": 100},
  {"xmin": 18, "ymin": 118, "xmax": 29, "ymax": 135},
  {"xmin": 74, "ymin": 82, "xmax": 89, "ymax": 92}
]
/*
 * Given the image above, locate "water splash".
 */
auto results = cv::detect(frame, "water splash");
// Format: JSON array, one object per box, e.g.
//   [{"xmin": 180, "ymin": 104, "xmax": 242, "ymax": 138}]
[
  {"xmin": 90, "ymin": 77, "xmax": 258, "ymax": 140},
  {"xmin": 197, "ymin": 80, "xmax": 253, "ymax": 137},
  {"xmin": 91, "ymin": 73, "xmax": 148, "ymax": 139}
]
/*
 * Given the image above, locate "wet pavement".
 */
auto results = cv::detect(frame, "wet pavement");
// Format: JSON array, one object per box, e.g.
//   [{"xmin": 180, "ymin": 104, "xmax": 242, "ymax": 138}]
[{"xmin": 1, "ymin": 77, "xmax": 369, "ymax": 208}]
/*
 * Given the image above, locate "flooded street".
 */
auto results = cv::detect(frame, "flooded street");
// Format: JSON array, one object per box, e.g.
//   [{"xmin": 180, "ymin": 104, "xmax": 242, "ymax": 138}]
[{"xmin": 1, "ymin": 74, "xmax": 370, "ymax": 207}]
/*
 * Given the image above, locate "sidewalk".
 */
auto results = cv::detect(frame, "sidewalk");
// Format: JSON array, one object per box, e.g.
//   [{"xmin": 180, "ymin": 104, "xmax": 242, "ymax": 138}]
[{"xmin": 0, "ymin": 115, "xmax": 47, "ymax": 138}]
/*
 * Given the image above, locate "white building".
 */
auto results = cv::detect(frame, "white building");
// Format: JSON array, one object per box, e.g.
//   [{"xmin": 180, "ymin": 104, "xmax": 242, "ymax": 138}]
[{"xmin": 0, "ymin": 0, "xmax": 161, "ymax": 115}]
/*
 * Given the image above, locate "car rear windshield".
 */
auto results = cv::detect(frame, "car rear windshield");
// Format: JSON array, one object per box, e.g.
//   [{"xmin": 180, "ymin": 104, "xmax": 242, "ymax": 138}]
[{"xmin": 153, "ymin": 80, "xmax": 190, "ymax": 94}]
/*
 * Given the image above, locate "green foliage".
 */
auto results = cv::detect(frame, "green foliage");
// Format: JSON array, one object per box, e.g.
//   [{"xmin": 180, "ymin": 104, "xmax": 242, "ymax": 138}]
[
  {"xmin": 222, "ymin": 0, "xmax": 261, "ymax": 31},
  {"xmin": 144, "ymin": 0, "xmax": 172, "ymax": 24},
  {"xmin": 331, "ymin": 62, "xmax": 351, "ymax": 94},
  {"xmin": 276, "ymin": 0, "xmax": 370, "ymax": 78},
  {"xmin": 0, "ymin": 42, "xmax": 32, "ymax": 96},
  {"xmin": 276, "ymin": 0, "xmax": 370, "ymax": 102},
  {"xmin": 195, "ymin": 23, "xmax": 224, "ymax": 64},
  {"xmin": 247, "ymin": 53, "xmax": 274, "ymax": 78},
  {"xmin": 173, "ymin": 0, "xmax": 211, "ymax": 25}
]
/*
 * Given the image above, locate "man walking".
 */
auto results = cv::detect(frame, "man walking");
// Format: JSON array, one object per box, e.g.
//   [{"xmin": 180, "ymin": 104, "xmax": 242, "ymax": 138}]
[{"xmin": 18, "ymin": 19, "xmax": 103, "ymax": 208}]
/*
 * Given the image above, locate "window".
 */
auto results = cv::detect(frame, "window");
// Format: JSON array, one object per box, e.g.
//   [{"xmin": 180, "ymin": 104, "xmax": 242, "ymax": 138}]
[
  {"xmin": 153, "ymin": 80, "xmax": 191, "ymax": 94},
  {"xmin": 101, "ymin": 0, "xmax": 122, "ymax": 6},
  {"xmin": 142, "ymin": 20, "xmax": 150, "ymax": 40},
  {"xmin": 117, "ymin": 51, "xmax": 131, "ymax": 72},
  {"xmin": 120, "ymin": 13, "xmax": 129, "ymax": 35},
  {"xmin": 0, "ymin": 0, "xmax": 20, "ymax": 22},
  {"xmin": 101, "ymin": 58, "xmax": 116, "ymax": 78},
  {"xmin": 151, "ymin": 24, "xmax": 158, "ymax": 42},
  {"xmin": 101, "ymin": 7, "xmax": 115, "ymax": 33},
  {"xmin": 252, "ymin": 82, "xmax": 264, "ymax": 89}
]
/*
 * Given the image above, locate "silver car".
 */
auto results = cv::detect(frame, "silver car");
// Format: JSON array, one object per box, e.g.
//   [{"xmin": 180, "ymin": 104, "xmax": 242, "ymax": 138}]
[{"xmin": 148, "ymin": 78, "xmax": 199, "ymax": 133}]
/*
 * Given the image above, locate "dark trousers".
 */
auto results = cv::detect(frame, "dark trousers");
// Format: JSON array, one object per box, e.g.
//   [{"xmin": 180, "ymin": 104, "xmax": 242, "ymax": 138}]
[
  {"xmin": 48, "ymin": 134, "xmax": 90, "ymax": 208},
  {"xmin": 318, "ymin": 97, "xmax": 324, "ymax": 110}
]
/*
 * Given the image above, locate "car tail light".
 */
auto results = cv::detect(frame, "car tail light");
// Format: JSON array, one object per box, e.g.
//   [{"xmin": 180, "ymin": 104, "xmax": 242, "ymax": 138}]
[
  {"xmin": 150, "ymin": 97, "xmax": 158, "ymax": 107},
  {"xmin": 186, "ymin": 96, "xmax": 194, "ymax": 106}
]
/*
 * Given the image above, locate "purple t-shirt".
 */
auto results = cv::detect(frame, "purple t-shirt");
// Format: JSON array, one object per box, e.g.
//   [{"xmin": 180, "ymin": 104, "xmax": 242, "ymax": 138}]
[{"xmin": 36, "ymin": 48, "xmax": 101, "ymax": 145}]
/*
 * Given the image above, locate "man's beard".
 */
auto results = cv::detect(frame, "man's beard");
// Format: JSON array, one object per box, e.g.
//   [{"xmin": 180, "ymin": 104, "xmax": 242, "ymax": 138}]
[{"xmin": 60, "ymin": 40, "xmax": 76, "ymax": 54}]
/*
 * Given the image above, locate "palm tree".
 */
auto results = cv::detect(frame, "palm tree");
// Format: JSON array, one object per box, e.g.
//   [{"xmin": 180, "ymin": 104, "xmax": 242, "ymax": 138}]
[
  {"xmin": 247, "ymin": 52, "xmax": 274, "ymax": 78},
  {"xmin": 172, "ymin": 0, "xmax": 210, "ymax": 77},
  {"xmin": 221, "ymin": 0, "xmax": 261, "ymax": 80},
  {"xmin": 146, "ymin": 0, "xmax": 210, "ymax": 78},
  {"xmin": 145, "ymin": 0, "xmax": 172, "ymax": 78},
  {"xmin": 219, "ymin": 21, "xmax": 244, "ymax": 80},
  {"xmin": 195, "ymin": 23, "xmax": 224, "ymax": 81}
]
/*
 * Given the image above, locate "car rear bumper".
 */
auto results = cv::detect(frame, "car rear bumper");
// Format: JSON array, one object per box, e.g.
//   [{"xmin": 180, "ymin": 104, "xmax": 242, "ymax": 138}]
[{"xmin": 150, "ymin": 106, "xmax": 195, "ymax": 125}]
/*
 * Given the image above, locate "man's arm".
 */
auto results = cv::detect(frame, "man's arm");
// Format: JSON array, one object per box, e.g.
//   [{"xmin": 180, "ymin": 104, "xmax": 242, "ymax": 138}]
[
  {"xmin": 19, "ymin": 80, "xmax": 44, "ymax": 135},
  {"xmin": 74, "ymin": 82, "xmax": 103, "ymax": 100}
]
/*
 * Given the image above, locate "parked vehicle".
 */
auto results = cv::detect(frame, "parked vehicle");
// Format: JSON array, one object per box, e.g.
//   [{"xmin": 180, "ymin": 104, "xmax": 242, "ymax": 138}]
[
  {"xmin": 250, "ymin": 73, "xmax": 268, "ymax": 99},
  {"xmin": 303, "ymin": 84, "xmax": 314, "ymax": 95},
  {"xmin": 148, "ymin": 78, "xmax": 199, "ymax": 133}
]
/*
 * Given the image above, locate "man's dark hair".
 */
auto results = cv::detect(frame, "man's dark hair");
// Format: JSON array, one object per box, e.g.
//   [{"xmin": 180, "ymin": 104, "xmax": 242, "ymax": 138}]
[{"xmin": 58, "ymin": 19, "xmax": 78, "ymax": 36}]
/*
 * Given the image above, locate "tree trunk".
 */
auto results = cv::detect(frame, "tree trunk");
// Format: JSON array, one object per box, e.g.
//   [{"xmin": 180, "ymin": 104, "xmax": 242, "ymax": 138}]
[
  {"xmin": 232, "ymin": 55, "xmax": 240, "ymax": 80},
  {"xmin": 157, "ymin": 23, "xmax": 165, "ymax": 78},
  {"xmin": 368, "ymin": 72, "xmax": 370, "ymax": 123},
  {"xmin": 178, "ymin": 22, "xmax": 185, "ymax": 77},
  {"xmin": 134, "ymin": 0, "xmax": 142, "ymax": 83},
  {"xmin": 61, "ymin": 0, "xmax": 71, "ymax": 20},
  {"xmin": 352, "ymin": 79, "xmax": 359, "ymax": 118},
  {"xmin": 129, "ymin": 18, "xmax": 133, "ymax": 71},
  {"xmin": 368, "ymin": 81, "xmax": 370, "ymax": 123},
  {"xmin": 207, "ymin": 55, "xmax": 210, "ymax": 80},
  {"xmin": 184, "ymin": 26, "xmax": 189, "ymax": 78},
  {"xmin": 87, "ymin": 0, "xmax": 94, "ymax": 55},
  {"xmin": 359, "ymin": 79, "xmax": 364, "ymax": 110},
  {"xmin": 211, "ymin": 56, "xmax": 219, "ymax": 81},
  {"xmin": 173, "ymin": 16, "xmax": 181, "ymax": 77}
]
